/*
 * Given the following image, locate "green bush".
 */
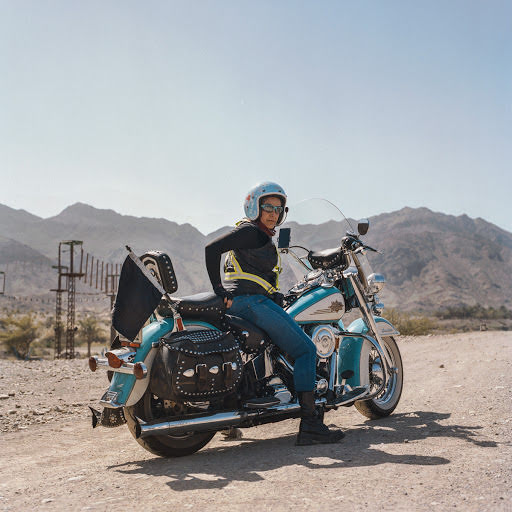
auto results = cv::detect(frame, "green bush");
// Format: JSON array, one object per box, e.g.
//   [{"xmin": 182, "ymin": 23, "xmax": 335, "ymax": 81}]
[
  {"xmin": 383, "ymin": 308, "xmax": 435, "ymax": 336},
  {"xmin": 0, "ymin": 314, "xmax": 40, "ymax": 359},
  {"xmin": 435, "ymin": 304, "xmax": 512, "ymax": 320},
  {"xmin": 77, "ymin": 315, "xmax": 108, "ymax": 357}
]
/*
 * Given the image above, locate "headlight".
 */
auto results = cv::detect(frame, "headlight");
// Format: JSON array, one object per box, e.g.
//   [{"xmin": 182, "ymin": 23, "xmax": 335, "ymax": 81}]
[
  {"xmin": 367, "ymin": 273, "xmax": 386, "ymax": 294},
  {"xmin": 311, "ymin": 325, "xmax": 337, "ymax": 358}
]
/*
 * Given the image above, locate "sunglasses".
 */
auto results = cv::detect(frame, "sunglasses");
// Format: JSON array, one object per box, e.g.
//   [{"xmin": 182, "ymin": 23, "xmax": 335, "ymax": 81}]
[{"xmin": 261, "ymin": 204, "xmax": 284, "ymax": 214}]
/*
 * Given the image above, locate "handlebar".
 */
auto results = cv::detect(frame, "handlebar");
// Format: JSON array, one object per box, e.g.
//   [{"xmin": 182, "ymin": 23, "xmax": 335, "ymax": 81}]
[{"xmin": 342, "ymin": 235, "xmax": 379, "ymax": 254}]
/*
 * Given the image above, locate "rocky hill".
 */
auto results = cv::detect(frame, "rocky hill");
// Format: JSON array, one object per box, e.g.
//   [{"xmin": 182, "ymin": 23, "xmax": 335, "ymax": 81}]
[{"xmin": 0, "ymin": 202, "xmax": 511, "ymax": 312}]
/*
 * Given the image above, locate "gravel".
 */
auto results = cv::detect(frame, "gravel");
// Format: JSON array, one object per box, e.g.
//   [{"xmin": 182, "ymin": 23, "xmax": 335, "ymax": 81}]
[{"xmin": 0, "ymin": 331, "xmax": 511, "ymax": 511}]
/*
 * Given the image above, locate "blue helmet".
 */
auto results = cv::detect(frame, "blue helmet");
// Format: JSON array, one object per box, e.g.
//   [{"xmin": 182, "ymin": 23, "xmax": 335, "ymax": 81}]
[{"xmin": 244, "ymin": 181, "xmax": 288, "ymax": 225}]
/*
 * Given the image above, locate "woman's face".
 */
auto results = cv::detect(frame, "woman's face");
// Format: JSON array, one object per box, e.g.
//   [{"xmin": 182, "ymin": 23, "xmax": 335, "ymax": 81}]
[{"xmin": 259, "ymin": 196, "xmax": 282, "ymax": 231}]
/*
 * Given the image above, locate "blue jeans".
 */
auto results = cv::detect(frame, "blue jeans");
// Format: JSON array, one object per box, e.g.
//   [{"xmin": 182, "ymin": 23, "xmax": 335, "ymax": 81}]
[{"xmin": 228, "ymin": 294, "xmax": 316, "ymax": 392}]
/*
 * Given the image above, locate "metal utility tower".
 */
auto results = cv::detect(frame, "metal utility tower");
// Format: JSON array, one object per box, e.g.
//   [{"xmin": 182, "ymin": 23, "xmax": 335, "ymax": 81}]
[
  {"xmin": 61, "ymin": 241, "xmax": 84, "ymax": 359},
  {"xmin": 0, "ymin": 271, "xmax": 5, "ymax": 295},
  {"xmin": 50, "ymin": 260, "xmax": 67, "ymax": 358},
  {"xmin": 104, "ymin": 263, "xmax": 120, "ymax": 344},
  {"xmin": 52, "ymin": 241, "xmax": 84, "ymax": 359}
]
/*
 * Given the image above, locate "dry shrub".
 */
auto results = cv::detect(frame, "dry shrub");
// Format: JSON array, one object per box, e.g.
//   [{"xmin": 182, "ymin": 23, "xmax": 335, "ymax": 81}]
[{"xmin": 383, "ymin": 308, "xmax": 435, "ymax": 336}]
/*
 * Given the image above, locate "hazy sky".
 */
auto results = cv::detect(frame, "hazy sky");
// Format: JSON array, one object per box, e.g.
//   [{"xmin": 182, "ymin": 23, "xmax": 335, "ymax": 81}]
[{"xmin": 1, "ymin": 1, "xmax": 511, "ymax": 234}]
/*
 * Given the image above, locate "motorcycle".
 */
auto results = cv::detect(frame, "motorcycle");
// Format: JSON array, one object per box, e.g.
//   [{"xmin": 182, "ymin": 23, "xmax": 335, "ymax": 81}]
[{"xmin": 88, "ymin": 199, "xmax": 403, "ymax": 457}]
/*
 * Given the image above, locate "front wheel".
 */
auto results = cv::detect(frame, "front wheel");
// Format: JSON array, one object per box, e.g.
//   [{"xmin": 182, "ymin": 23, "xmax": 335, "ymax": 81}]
[
  {"xmin": 354, "ymin": 336, "xmax": 403, "ymax": 419},
  {"xmin": 125, "ymin": 390, "xmax": 215, "ymax": 458}
]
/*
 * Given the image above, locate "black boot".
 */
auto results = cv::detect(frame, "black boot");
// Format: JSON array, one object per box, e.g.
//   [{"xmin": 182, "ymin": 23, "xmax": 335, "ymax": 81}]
[{"xmin": 296, "ymin": 391, "xmax": 345, "ymax": 446}]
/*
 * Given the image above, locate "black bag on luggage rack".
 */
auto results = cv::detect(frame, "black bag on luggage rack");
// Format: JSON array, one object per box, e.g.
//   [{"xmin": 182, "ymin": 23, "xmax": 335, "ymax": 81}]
[{"xmin": 149, "ymin": 330, "xmax": 242, "ymax": 401}]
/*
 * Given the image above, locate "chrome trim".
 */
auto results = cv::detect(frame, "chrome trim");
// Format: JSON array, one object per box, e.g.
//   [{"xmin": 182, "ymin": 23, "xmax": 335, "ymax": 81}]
[
  {"xmin": 326, "ymin": 384, "xmax": 370, "ymax": 407},
  {"xmin": 137, "ymin": 398, "xmax": 327, "ymax": 438},
  {"xmin": 316, "ymin": 378, "xmax": 328, "ymax": 394},
  {"xmin": 99, "ymin": 399, "xmax": 125, "ymax": 409},
  {"xmin": 342, "ymin": 266, "xmax": 358, "ymax": 278},
  {"xmin": 99, "ymin": 390, "xmax": 125, "ymax": 409},
  {"xmin": 367, "ymin": 273, "xmax": 386, "ymax": 293},
  {"xmin": 263, "ymin": 348, "xmax": 274, "ymax": 378},
  {"xmin": 328, "ymin": 353, "xmax": 337, "ymax": 391},
  {"xmin": 276, "ymin": 354, "xmax": 294, "ymax": 374},
  {"xmin": 375, "ymin": 321, "xmax": 400, "ymax": 337},
  {"xmin": 311, "ymin": 325, "xmax": 337, "ymax": 358},
  {"xmin": 347, "ymin": 274, "xmax": 394, "ymax": 371},
  {"xmin": 90, "ymin": 356, "xmax": 148, "ymax": 378}
]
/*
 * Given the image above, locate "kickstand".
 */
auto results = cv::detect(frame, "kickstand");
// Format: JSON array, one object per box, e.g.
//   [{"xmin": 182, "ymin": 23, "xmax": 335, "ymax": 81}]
[{"xmin": 221, "ymin": 427, "xmax": 243, "ymax": 440}]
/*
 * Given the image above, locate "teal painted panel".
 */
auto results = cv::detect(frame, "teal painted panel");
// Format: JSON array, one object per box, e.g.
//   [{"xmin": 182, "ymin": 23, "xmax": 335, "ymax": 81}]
[
  {"xmin": 286, "ymin": 286, "xmax": 340, "ymax": 321},
  {"xmin": 336, "ymin": 316, "xmax": 395, "ymax": 388}
]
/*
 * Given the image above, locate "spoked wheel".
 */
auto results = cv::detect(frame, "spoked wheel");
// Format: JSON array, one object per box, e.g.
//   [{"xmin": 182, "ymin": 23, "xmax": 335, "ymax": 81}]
[
  {"xmin": 355, "ymin": 336, "xmax": 403, "ymax": 419},
  {"xmin": 125, "ymin": 390, "xmax": 215, "ymax": 458}
]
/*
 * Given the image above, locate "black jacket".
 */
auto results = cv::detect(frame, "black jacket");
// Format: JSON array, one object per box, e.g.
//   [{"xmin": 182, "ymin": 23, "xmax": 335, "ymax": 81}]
[{"xmin": 205, "ymin": 221, "xmax": 278, "ymax": 296}]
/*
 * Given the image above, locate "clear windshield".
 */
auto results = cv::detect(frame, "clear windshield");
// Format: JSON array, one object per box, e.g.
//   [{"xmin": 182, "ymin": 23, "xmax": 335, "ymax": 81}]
[{"xmin": 277, "ymin": 198, "xmax": 375, "ymax": 292}]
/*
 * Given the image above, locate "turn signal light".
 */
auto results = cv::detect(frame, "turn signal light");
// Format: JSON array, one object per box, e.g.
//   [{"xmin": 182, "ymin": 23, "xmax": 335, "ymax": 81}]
[
  {"xmin": 134, "ymin": 362, "xmax": 146, "ymax": 380},
  {"xmin": 88, "ymin": 357, "xmax": 97, "ymax": 372},
  {"xmin": 106, "ymin": 351, "xmax": 122, "ymax": 368}
]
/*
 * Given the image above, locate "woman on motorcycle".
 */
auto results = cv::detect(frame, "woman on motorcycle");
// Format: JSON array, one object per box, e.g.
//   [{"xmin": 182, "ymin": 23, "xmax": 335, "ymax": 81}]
[{"xmin": 205, "ymin": 181, "xmax": 345, "ymax": 446}]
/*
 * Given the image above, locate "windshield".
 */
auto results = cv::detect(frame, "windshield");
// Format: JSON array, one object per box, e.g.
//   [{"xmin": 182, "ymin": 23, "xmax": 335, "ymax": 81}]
[
  {"xmin": 282, "ymin": 198, "xmax": 355, "ymax": 240},
  {"xmin": 277, "ymin": 198, "xmax": 375, "ymax": 292}
]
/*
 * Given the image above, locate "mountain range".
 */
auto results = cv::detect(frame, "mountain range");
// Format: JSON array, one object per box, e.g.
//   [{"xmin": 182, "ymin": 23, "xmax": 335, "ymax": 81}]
[{"xmin": 0, "ymin": 202, "xmax": 511, "ymax": 312}]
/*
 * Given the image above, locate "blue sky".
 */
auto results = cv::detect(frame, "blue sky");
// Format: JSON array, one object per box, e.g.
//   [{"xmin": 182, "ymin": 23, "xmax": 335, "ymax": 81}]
[{"xmin": 1, "ymin": 1, "xmax": 511, "ymax": 234}]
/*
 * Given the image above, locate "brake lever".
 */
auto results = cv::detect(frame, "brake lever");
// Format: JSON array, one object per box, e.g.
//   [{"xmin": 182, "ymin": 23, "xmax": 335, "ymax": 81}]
[{"xmin": 354, "ymin": 244, "xmax": 379, "ymax": 254}]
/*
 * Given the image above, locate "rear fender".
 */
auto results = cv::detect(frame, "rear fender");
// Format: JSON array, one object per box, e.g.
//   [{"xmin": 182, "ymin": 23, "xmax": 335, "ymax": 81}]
[
  {"xmin": 337, "ymin": 317, "xmax": 399, "ymax": 389},
  {"xmin": 101, "ymin": 319, "xmax": 217, "ymax": 408}
]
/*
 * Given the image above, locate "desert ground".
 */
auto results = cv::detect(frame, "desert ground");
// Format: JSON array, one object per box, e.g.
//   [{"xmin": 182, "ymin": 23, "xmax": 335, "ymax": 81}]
[{"xmin": 0, "ymin": 331, "xmax": 511, "ymax": 511}]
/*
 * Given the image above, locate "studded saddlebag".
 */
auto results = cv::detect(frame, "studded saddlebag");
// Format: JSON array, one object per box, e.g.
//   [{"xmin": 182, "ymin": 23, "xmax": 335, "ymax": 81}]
[{"xmin": 149, "ymin": 330, "xmax": 242, "ymax": 401}]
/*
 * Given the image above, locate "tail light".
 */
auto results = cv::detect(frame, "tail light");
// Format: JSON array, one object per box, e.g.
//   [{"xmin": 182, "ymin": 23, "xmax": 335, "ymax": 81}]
[
  {"xmin": 88, "ymin": 357, "xmax": 97, "ymax": 372},
  {"xmin": 106, "ymin": 351, "xmax": 122, "ymax": 368},
  {"xmin": 134, "ymin": 362, "xmax": 146, "ymax": 380}
]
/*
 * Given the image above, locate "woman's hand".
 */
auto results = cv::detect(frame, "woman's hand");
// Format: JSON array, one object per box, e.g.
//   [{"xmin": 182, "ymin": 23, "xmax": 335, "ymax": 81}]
[{"xmin": 214, "ymin": 285, "xmax": 233, "ymax": 309}]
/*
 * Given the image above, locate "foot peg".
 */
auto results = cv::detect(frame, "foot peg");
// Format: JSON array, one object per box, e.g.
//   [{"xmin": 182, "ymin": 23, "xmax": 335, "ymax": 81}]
[{"xmin": 336, "ymin": 386, "xmax": 368, "ymax": 405}]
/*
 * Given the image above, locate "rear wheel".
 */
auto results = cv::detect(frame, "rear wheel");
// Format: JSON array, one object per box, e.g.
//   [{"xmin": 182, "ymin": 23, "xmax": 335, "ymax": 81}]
[
  {"xmin": 354, "ymin": 336, "xmax": 403, "ymax": 419},
  {"xmin": 125, "ymin": 390, "xmax": 215, "ymax": 457}
]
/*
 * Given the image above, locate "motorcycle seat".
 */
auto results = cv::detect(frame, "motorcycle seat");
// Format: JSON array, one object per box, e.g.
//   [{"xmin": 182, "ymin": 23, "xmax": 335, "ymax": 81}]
[
  {"xmin": 308, "ymin": 247, "xmax": 348, "ymax": 270},
  {"xmin": 177, "ymin": 292, "xmax": 226, "ymax": 322},
  {"xmin": 225, "ymin": 315, "xmax": 270, "ymax": 353}
]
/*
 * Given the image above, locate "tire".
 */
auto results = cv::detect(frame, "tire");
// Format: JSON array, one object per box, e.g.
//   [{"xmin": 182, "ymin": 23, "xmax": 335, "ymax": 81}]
[
  {"xmin": 125, "ymin": 322, "xmax": 217, "ymax": 457},
  {"xmin": 354, "ymin": 336, "xmax": 403, "ymax": 419},
  {"xmin": 125, "ymin": 390, "xmax": 215, "ymax": 458}
]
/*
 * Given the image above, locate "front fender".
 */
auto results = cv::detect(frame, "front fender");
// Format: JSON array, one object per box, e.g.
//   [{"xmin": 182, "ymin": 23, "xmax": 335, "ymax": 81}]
[
  {"xmin": 101, "ymin": 319, "xmax": 217, "ymax": 408},
  {"xmin": 337, "ymin": 316, "xmax": 399, "ymax": 388}
]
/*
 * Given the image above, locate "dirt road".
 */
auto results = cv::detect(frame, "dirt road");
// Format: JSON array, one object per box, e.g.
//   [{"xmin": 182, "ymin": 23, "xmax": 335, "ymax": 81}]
[{"xmin": 1, "ymin": 331, "xmax": 511, "ymax": 511}]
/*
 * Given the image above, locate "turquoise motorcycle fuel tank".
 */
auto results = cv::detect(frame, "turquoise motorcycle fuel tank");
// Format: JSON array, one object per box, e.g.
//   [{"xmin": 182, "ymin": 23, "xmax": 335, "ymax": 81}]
[{"xmin": 286, "ymin": 287, "xmax": 346, "ymax": 324}]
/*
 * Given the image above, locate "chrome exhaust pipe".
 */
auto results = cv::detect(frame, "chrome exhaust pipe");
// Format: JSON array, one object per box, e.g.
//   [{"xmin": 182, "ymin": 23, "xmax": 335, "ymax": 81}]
[{"xmin": 137, "ymin": 401, "xmax": 306, "ymax": 439}]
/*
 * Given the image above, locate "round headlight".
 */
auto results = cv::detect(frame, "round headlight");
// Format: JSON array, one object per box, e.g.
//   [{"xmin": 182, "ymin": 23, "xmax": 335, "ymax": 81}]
[{"xmin": 311, "ymin": 325, "xmax": 337, "ymax": 358}]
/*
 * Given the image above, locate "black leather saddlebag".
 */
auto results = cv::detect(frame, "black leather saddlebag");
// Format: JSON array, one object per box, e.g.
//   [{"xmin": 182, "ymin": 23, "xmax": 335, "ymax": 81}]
[{"xmin": 149, "ymin": 330, "xmax": 242, "ymax": 401}]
